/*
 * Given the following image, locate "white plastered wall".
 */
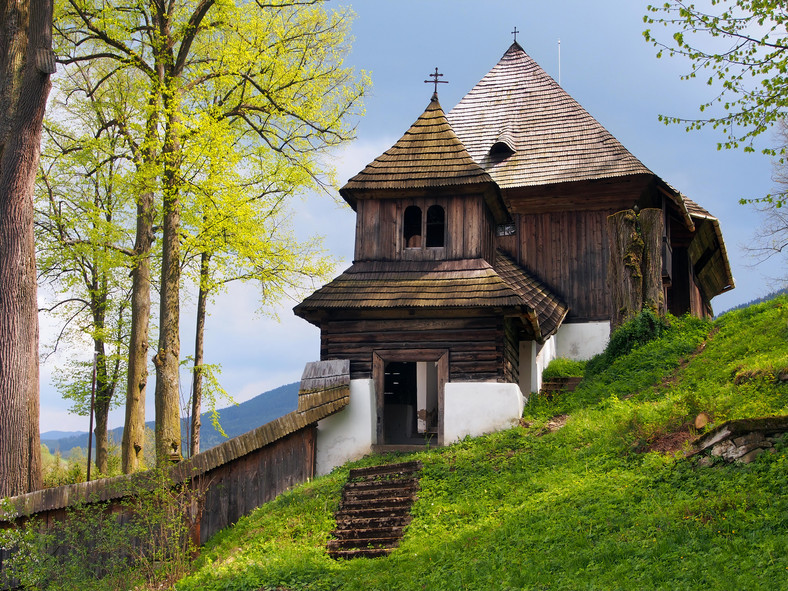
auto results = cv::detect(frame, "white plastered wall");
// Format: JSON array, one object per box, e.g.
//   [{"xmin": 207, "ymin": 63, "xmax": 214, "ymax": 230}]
[
  {"xmin": 519, "ymin": 336, "xmax": 557, "ymax": 395},
  {"xmin": 555, "ymin": 321, "xmax": 610, "ymax": 360},
  {"xmin": 315, "ymin": 379, "xmax": 375, "ymax": 476},
  {"xmin": 316, "ymin": 378, "xmax": 528, "ymax": 472},
  {"xmin": 442, "ymin": 382, "xmax": 525, "ymax": 443},
  {"xmin": 519, "ymin": 321, "xmax": 611, "ymax": 395}
]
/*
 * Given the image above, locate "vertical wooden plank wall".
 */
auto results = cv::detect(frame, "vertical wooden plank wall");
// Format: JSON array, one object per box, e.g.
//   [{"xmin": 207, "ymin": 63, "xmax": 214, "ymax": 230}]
[
  {"xmin": 198, "ymin": 426, "xmax": 316, "ymax": 544},
  {"xmin": 355, "ymin": 196, "xmax": 493, "ymax": 262},
  {"xmin": 514, "ymin": 210, "xmax": 612, "ymax": 321}
]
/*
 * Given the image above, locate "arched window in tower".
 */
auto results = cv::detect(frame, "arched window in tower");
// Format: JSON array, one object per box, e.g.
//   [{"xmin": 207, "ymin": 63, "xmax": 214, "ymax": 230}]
[
  {"xmin": 426, "ymin": 205, "xmax": 445, "ymax": 247},
  {"xmin": 404, "ymin": 205, "xmax": 422, "ymax": 248}
]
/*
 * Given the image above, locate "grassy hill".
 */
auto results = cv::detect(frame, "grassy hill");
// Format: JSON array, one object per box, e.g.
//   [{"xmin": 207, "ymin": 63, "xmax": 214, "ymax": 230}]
[{"xmin": 176, "ymin": 298, "xmax": 788, "ymax": 591}]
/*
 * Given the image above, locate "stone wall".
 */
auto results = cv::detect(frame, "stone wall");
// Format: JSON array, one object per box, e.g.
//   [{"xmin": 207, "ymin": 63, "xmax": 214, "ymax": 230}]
[{"xmin": 688, "ymin": 416, "xmax": 788, "ymax": 465}]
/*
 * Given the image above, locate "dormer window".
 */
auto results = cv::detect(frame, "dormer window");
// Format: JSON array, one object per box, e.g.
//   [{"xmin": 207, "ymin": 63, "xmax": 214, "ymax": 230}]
[
  {"xmin": 426, "ymin": 205, "xmax": 445, "ymax": 247},
  {"xmin": 404, "ymin": 205, "xmax": 422, "ymax": 248},
  {"xmin": 490, "ymin": 141, "xmax": 514, "ymax": 157},
  {"xmin": 490, "ymin": 129, "xmax": 515, "ymax": 160}
]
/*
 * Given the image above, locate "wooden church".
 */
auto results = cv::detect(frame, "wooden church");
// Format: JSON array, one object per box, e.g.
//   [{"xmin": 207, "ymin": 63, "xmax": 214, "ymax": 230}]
[{"xmin": 294, "ymin": 41, "xmax": 733, "ymax": 467}]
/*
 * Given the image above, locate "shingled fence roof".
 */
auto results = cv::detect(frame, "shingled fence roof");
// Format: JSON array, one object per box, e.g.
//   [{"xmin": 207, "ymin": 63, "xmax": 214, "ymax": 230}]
[{"xmin": 1, "ymin": 371, "xmax": 349, "ymax": 519}]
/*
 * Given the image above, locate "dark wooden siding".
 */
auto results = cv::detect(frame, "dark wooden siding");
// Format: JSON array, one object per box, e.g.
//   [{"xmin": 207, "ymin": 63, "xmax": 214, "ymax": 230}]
[
  {"xmin": 666, "ymin": 247, "xmax": 713, "ymax": 319},
  {"xmin": 197, "ymin": 427, "xmax": 315, "ymax": 544},
  {"xmin": 355, "ymin": 196, "xmax": 495, "ymax": 262},
  {"xmin": 503, "ymin": 318, "xmax": 520, "ymax": 384},
  {"xmin": 667, "ymin": 247, "xmax": 691, "ymax": 316},
  {"xmin": 320, "ymin": 315, "xmax": 510, "ymax": 382},
  {"xmin": 0, "ymin": 425, "xmax": 318, "ymax": 578},
  {"xmin": 505, "ymin": 210, "xmax": 612, "ymax": 321}
]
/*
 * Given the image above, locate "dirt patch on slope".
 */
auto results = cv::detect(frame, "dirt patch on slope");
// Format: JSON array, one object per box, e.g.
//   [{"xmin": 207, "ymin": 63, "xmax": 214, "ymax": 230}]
[
  {"xmin": 645, "ymin": 425, "xmax": 694, "ymax": 454},
  {"xmin": 521, "ymin": 414, "xmax": 569, "ymax": 436}
]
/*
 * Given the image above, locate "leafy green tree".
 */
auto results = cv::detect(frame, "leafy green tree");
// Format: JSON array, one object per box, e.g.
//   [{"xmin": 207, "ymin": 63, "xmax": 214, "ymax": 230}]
[
  {"xmin": 55, "ymin": 0, "xmax": 367, "ymax": 464},
  {"xmin": 179, "ymin": 147, "xmax": 334, "ymax": 454},
  {"xmin": 644, "ymin": 1, "xmax": 788, "ymax": 157},
  {"xmin": 36, "ymin": 63, "xmax": 137, "ymax": 475}
]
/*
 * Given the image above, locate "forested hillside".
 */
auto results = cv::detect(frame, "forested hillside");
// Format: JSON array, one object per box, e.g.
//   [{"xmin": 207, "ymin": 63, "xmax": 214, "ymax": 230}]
[{"xmin": 42, "ymin": 383, "xmax": 298, "ymax": 456}]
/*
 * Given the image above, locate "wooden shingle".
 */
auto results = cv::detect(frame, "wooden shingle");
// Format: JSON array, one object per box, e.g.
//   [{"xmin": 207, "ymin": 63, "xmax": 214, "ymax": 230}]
[
  {"xmin": 447, "ymin": 42, "xmax": 652, "ymax": 189},
  {"xmin": 684, "ymin": 197, "xmax": 735, "ymax": 302},
  {"xmin": 494, "ymin": 250, "xmax": 568, "ymax": 339},
  {"xmin": 293, "ymin": 257, "xmax": 567, "ymax": 342},
  {"xmin": 340, "ymin": 97, "xmax": 494, "ymax": 203}
]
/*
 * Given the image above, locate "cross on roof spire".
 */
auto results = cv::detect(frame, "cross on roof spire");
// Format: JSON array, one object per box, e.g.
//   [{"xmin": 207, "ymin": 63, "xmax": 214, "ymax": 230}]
[
  {"xmin": 424, "ymin": 67, "xmax": 448, "ymax": 99},
  {"xmin": 512, "ymin": 26, "xmax": 519, "ymax": 42}
]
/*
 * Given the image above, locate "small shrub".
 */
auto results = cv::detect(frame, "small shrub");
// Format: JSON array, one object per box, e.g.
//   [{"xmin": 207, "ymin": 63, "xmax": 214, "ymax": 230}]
[
  {"xmin": 0, "ymin": 465, "xmax": 204, "ymax": 590},
  {"xmin": 586, "ymin": 309, "xmax": 670, "ymax": 377},
  {"xmin": 542, "ymin": 357, "xmax": 586, "ymax": 381}
]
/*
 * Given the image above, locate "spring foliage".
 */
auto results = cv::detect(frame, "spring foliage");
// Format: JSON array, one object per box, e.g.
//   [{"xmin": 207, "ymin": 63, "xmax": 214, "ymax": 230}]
[
  {"xmin": 44, "ymin": 0, "xmax": 367, "ymax": 463},
  {"xmin": 644, "ymin": 1, "xmax": 788, "ymax": 157}
]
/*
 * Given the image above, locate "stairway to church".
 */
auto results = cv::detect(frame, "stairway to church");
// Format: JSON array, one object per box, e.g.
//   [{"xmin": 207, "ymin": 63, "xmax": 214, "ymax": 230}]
[
  {"xmin": 327, "ymin": 460, "xmax": 422, "ymax": 559},
  {"xmin": 539, "ymin": 376, "xmax": 583, "ymax": 401}
]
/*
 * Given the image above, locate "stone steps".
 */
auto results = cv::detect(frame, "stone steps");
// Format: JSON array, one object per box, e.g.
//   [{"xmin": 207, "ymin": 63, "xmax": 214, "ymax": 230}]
[
  {"xmin": 327, "ymin": 460, "xmax": 422, "ymax": 559},
  {"xmin": 539, "ymin": 376, "xmax": 583, "ymax": 400}
]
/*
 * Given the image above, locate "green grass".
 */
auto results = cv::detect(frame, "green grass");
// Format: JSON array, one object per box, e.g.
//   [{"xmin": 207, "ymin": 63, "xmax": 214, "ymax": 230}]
[
  {"xmin": 541, "ymin": 357, "xmax": 586, "ymax": 381},
  {"xmin": 176, "ymin": 297, "xmax": 788, "ymax": 591}
]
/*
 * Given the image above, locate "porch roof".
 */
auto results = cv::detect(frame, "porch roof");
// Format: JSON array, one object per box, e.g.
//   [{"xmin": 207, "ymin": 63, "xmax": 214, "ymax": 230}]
[{"xmin": 293, "ymin": 255, "xmax": 567, "ymax": 342}]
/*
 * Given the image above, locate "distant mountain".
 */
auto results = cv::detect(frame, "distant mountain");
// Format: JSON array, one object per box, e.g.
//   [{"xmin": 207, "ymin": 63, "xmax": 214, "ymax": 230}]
[
  {"xmin": 197, "ymin": 382, "xmax": 299, "ymax": 450},
  {"xmin": 42, "ymin": 382, "xmax": 299, "ymax": 455},
  {"xmin": 40, "ymin": 430, "xmax": 85, "ymax": 440}
]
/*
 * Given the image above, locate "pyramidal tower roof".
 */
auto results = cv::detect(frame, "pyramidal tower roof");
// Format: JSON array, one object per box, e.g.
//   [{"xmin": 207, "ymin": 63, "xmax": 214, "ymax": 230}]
[
  {"xmin": 447, "ymin": 42, "xmax": 653, "ymax": 189},
  {"xmin": 340, "ymin": 96, "xmax": 494, "ymax": 204}
]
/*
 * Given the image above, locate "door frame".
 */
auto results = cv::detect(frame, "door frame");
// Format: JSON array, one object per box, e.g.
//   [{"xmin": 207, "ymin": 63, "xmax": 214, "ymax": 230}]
[{"xmin": 372, "ymin": 349, "xmax": 448, "ymax": 446}]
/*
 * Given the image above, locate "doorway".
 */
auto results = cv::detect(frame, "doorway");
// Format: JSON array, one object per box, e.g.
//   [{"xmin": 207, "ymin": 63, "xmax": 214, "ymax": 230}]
[
  {"xmin": 373, "ymin": 350, "xmax": 447, "ymax": 446},
  {"xmin": 381, "ymin": 361, "xmax": 439, "ymax": 444}
]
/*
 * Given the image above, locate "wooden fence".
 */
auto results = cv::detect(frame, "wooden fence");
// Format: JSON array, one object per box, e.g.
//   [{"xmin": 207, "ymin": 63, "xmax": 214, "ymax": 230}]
[{"xmin": 0, "ymin": 360, "xmax": 350, "ymax": 581}]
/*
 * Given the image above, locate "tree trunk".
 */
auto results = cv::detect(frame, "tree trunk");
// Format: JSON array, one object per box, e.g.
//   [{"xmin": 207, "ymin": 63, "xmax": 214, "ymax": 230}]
[
  {"xmin": 93, "ymin": 348, "xmax": 111, "ymax": 475},
  {"xmin": 190, "ymin": 251, "xmax": 210, "ymax": 458},
  {"xmin": 607, "ymin": 208, "xmax": 665, "ymax": 332},
  {"xmin": 153, "ymin": 194, "xmax": 181, "ymax": 463},
  {"xmin": 638, "ymin": 208, "xmax": 665, "ymax": 316},
  {"xmin": 0, "ymin": 0, "xmax": 53, "ymax": 497},
  {"xmin": 607, "ymin": 209, "xmax": 643, "ymax": 330},
  {"xmin": 153, "ymin": 88, "xmax": 182, "ymax": 465},
  {"xmin": 122, "ymin": 189, "xmax": 154, "ymax": 473}
]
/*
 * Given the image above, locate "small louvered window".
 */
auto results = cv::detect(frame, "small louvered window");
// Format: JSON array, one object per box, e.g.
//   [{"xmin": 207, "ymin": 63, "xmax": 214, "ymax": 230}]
[
  {"xmin": 426, "ymin": 205, "xmax": 445, "ymax": 247},
  {"xmin": 404, "ymin": 206, "xmax": 422, "ymax": 248}
]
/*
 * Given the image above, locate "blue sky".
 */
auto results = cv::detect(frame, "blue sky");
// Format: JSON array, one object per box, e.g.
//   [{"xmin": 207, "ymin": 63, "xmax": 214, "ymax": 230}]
[{"xmin": 39, "ymin": 1, "xmax": 783, "ymax": 433}]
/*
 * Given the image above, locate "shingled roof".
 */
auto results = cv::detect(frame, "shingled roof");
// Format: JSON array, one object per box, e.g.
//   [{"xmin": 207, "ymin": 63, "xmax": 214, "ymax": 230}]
[
  {"xmin": 446, "ymin": 42, "xmax": 653, "ymax": 189},
  {"xmin": 293, "ymin": 257, "xmax": 567, "ymax": 342},
  {"xmin": 494, "ymin": 250, "xmax": 568, "ymax": 339},
  {"xmin": 684, "ymin": 197, "xmax": 735, "ymax": 300},
  {"xmin": 340, "ymin": 97, "xmax": 495, "ymax": 202}
]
